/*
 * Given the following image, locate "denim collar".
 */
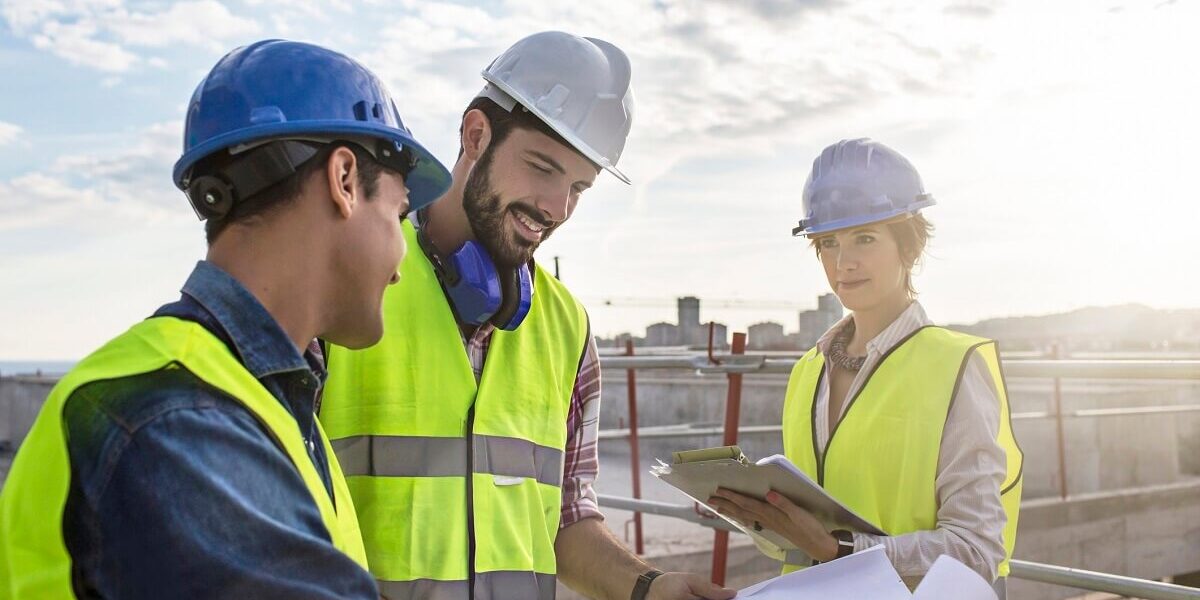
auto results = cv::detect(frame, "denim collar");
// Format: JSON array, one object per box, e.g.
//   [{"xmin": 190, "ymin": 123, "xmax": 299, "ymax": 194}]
[{"xmin": 178, "ymin": 261, "xmax": 309, "ymax": 379}]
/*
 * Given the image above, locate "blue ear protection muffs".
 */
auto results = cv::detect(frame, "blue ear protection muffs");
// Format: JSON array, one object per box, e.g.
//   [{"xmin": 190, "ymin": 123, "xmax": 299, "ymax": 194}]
[{"xmin": 415, "ymin": 220, "xmax": 533, "ymax": 330}]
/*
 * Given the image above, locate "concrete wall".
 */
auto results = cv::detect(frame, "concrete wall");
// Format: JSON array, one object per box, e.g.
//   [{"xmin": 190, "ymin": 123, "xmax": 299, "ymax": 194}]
[
  {"xmin": 0, "ymin": 377, "xmax": 55, "ymax": 451},
  {"xmin": 1009, "ymin": 480, "xmax": 1200, "ymax": 599}
]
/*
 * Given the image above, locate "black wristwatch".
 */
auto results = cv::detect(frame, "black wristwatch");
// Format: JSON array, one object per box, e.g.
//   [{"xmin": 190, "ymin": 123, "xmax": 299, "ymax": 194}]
[
  {"xmin": 812, "ymin": 529, "xmax": 855, "ymax": 566},
  {"xmin": 631, "ymin": 569, "xmax": 664, "ymax": 600}
]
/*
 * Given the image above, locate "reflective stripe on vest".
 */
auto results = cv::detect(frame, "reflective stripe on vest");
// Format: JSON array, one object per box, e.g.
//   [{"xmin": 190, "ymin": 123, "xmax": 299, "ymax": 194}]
[
  {"xmin": 0, "ymin": 317, "xmax": 368, "ymax": 599},
  {"xmin": 378, "ymin": 571, "xmax": 557, "ymax": 600},
  {"xmin": 320, "ymin": 220, "xmax": 589, "ymax": 598},
  {"xmin": 332, "ymin": 435, "xmax": 564, "ymax": 486},
  {"xmin": 781, "ymin": 326, "xmax": 1023, "ymax": 577}
]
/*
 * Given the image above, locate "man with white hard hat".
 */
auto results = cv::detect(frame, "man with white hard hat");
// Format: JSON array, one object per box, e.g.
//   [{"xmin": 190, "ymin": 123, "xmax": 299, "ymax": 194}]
[{"xmin": 321, "ymin": 31, "xmax": 736, "ymax": 600}]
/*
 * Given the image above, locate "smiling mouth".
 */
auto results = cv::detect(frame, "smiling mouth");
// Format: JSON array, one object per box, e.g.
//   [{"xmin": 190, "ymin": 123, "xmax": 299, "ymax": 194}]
[{"xmin": 510, "ymin": 208, "xmax": 548, "ymax": 241}]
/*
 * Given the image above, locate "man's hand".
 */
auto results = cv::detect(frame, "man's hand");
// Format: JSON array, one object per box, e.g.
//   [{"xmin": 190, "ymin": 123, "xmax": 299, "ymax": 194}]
[
  {"xmin": 647, "ymin": 572, "xmax": 736, "ymax": 600},
  {"xmin": 707, "ymin": 488, "xmax": 839, "ymax": 563},
  {"xmin": 557, "ymin": 518, "xmax": 736, "ymax": 600}
]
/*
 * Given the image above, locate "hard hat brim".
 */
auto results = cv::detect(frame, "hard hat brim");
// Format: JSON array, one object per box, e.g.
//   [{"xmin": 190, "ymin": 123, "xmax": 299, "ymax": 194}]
[
  {"xmin": 172, "ymin": 121, "xmax": 452, "ymax": 212},
  {"xmin": 794, "ymin": 200, "xmax": 935, "ymax": 238}
]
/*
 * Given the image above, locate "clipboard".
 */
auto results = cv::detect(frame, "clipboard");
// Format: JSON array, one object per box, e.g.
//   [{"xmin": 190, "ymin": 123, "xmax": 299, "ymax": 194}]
[{"xmin": 651, "ymin": 445, "xmax": 885, "ymax": 554}]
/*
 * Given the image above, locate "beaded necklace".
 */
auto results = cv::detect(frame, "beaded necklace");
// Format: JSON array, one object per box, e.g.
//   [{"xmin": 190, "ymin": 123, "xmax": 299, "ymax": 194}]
[{"xmin": 827, "ymin": 320, "xmax": 866, "ymax": 372}]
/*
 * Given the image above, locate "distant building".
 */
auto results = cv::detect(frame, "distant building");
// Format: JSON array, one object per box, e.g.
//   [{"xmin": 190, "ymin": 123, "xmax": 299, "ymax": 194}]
[
  {"xmin": 748, "ymin": 322, "xmax": 786, "ymax": 350},
  {"xmin": 626, "ymin": 297, "xmax": 729, "ymax": 348},
  {"xmin": 818, "ymin": 293, "xmax": 842, "ymax": 316},
  {"xmin": 677, "ymin": 296, "xmax": 702, "ymax": 346},
  {"xmin": 646, "ymin": 322, "xmax": 678, "ymax": 347},
  {"xmin": 796, "ymin": 293, "xmax": 843, "ymax": 349}
]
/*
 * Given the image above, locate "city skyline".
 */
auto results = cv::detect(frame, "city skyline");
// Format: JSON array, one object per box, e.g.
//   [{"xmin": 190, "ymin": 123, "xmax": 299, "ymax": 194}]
[{"xmin": 594, "ymin": 295, "xmax": 1200, "ymax": 353}]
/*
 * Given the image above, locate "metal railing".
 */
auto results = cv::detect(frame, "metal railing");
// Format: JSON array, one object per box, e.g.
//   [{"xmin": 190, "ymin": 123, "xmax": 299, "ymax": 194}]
[
  {"xmin": 598, "ymin": 354, "xmax": 1200, "ymax": 380},
  {"xmin": 598, "ymin": 495, "xmax": 1200, "ymax": 599},
  {"xmin": 599, "ymin": 327, "xmax": 1200, "ymax": 594},
  {"xmin": 598, "ymin": 404, "xmax": 1200, "ymax": 440}
]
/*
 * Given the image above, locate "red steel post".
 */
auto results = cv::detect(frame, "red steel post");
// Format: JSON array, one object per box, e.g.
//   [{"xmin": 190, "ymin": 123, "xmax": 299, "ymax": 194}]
[
  {"xmin": 625, "ymin": 339, "xmax": 645, "ymax": 554},
  {"xmin": 711, "ymin": 332, "xmax": 747, "ymax": 586}
]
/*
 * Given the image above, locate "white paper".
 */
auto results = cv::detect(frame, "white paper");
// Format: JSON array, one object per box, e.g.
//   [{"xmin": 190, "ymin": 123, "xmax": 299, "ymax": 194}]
[
  {"xmin": 734, "ymin": 546, "xmax": 909, "ymax": 600},
  {"xmin": 734, "ymin": 546, "xmax": 997, "ymax": 600},
  {"xmin": 912, "ymin": 555, "xmax": 999, "ymax": 600},
  {"xmin": 753, "ymin": 454, "xmax": 818, "ymax": 485}
]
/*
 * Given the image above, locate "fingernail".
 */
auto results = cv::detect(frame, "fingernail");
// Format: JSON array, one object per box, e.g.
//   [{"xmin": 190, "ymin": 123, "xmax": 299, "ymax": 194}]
[{"xmin": 766, "ymin": 491, "xmax": 779, "ymax": 502}]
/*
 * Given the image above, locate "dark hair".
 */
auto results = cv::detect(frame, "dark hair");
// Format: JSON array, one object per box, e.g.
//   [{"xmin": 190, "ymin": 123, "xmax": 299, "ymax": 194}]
[
  {"xmin": 201, "ymin": 142, "xmax": 385, "ymax": 244},
  {"xmin": 811, "ymin": 213, "xmax": 935, "ymax": 297},
  {"xmin": 457, "ymin": 96, "xmax": 573, "ymax": 160}
]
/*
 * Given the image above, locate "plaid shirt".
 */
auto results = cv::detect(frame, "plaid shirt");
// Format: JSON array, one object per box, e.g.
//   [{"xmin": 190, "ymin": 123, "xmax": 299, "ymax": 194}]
[{"xmin": 462, "ymin": 322, "xmax": 603, "ymax": 527}]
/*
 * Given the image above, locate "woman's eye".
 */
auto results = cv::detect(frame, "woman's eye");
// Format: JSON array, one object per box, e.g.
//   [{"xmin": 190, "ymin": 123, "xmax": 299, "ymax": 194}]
[
  {"xmin": 529, "ymin": 162, "xmax": 552, "ymax": 174},
  {"xmin": 820, "ymin": 239, "xmax": 838, "ymax": 249},
  {"xmin": 857, "ymin": 234, "xmax": 875, "ymax": 244}
]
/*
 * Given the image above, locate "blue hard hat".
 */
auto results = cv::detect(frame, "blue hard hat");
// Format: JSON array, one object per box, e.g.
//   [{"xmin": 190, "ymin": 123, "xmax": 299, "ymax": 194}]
[
  {"xmin": 173, "ymin": 39, "xmax": 450, "ymax": 213},
  {"xmin": 792, "ymin": 138, "xmax": 935, "ymax": 237}
]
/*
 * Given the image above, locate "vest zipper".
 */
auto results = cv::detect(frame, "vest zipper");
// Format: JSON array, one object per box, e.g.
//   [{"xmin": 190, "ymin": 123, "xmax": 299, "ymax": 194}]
[
  {"xmin": 812, "ymin": 368, "xmax": 826, "ymax": 486},
  {"xmin": 465, "ymin": 404, "xmax": 477, "ymax": 600}
]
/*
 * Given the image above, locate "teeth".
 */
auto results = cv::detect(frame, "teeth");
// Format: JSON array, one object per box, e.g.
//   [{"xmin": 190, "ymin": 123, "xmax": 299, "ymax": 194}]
[{"xmin": 514, "ymin": 212, "xmax": 544, "ymax": 232}]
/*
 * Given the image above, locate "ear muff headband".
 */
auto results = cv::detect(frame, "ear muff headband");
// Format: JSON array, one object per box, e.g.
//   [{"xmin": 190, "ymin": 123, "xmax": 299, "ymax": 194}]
[{"xmin": 414, "ymin": 220, "xmax": 533, "ymax": 330}]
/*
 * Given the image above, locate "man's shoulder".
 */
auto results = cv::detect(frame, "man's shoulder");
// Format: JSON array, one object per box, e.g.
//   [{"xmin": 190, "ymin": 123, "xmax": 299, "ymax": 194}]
[
  {"xmin": 65, "ymin": 364, "xmax": 246, "ymax": 433},
  {"xmin": 64, "ymin": 366, "xmax": 257, "ymax": 464},
  {"xmin": 62, "ymin": 364, "xmax": 275, "ymax": 497}
]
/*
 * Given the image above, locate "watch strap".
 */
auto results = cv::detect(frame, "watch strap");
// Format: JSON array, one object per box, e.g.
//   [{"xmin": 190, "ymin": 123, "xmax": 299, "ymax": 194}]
[
  {"xmin": 812, "ymin": 530, "xmax": 856, "ymax": 566},
  {"xmin": 833, "ymin": 529, "xmax": 855, "ymax": 558},
  {"xmin": 631, "ymin": 569, "xmax": 665, "ymax": 600}
]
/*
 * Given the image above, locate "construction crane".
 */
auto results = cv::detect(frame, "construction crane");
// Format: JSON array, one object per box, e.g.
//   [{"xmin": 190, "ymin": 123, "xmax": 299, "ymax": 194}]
[{"xmin": 585, "ymin": 297, "xmax": 810, "ymax": 311}]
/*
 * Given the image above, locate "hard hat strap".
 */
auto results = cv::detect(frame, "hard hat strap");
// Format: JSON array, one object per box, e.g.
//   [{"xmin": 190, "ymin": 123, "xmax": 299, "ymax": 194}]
[
  {"xmin": 220, "ymin": 140, "xmax": 321, "ymax": 201},
  {"xmin": 184, "ymin": 140, "xmax": 319, "ymax": 220},
  {"xmin": 477, "ymin": 83, "xmax": 520, "ymax": 113}
]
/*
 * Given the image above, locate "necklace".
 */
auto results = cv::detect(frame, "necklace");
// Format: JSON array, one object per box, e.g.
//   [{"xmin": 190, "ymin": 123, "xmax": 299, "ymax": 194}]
[{"xmin": 827, "ymin": 321, "xmax": 866, "ymax": 372}]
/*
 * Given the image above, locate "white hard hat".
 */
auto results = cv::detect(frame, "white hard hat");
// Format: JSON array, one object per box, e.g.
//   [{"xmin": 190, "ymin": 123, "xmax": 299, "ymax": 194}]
[{"xmin": 477, "ymin": 31, "xmax": 635, "ymax": 184}]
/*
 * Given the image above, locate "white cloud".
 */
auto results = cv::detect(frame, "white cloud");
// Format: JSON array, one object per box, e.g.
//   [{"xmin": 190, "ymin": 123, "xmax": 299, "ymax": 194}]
[
  {"xmin": 357, "ymin": 0, "xmax": 994, "ymax": 172},
  {"xmin": 107, "ymin": 1, "xmax": 259, "ymax": 49},
  {"xmin": 2, "ymin": 0, "xmax": 260, "ymax": 72},
  {"xmin": 0, "ymin": 121, "xmax": 185, "ymax": 232},
  {"xmin": 0, "ymin": 121, "xmax": 22, "ymax": 145},
  {"xmin": 0, "ymin": 172, "xmax": 109, "ymax": 231}
]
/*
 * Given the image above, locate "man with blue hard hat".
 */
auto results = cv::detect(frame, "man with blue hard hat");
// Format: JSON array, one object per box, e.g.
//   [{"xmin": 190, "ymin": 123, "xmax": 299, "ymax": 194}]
[
  {"xmin": 321, "ymin": 31, "xmax": 735, "ymax": 600},
  {"xmin": 0, "ymin": 39, "xmax": 450, "ymax": 598}
]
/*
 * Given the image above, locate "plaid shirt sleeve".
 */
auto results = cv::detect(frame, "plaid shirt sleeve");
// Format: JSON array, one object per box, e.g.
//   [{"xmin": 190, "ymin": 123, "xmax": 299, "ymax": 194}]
[{"xmin": 559, "ymin": 334, "xmax": 603, "ymax": 527}]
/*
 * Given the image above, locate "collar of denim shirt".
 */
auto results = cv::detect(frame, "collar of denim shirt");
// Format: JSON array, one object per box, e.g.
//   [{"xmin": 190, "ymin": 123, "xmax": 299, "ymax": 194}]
[{"xmin": 176, "ymin": 260, "xmax": 312, "ymax": 380}]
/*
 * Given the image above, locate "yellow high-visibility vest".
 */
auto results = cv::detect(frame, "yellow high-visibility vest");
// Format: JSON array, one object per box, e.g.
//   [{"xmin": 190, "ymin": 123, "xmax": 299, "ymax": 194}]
[
  {"xmin": 321, "ymin": 220, "xmax": 589, "ymax": 600},
  {"xmin": 782, "ymin": 326, "xmax": 1023, "ymax": 577},
  {"xmin": 0, "ymin": 317, "xmax": 367, "ymax": 599}
]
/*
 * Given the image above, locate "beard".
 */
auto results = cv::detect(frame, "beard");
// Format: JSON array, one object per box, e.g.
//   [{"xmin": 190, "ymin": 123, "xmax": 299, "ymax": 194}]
[{"xmin": 462, "ymin": 146, "xmax": 561, "ymax": 269}]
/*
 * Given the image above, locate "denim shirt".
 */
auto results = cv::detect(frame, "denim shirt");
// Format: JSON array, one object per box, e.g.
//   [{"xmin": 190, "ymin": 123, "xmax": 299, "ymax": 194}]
[{"xmin": 60, "ymin": 261, "xmax": 377, "ymax": 599}]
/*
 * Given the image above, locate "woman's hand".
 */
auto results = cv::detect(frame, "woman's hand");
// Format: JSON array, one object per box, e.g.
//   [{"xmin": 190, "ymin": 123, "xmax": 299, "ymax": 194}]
[{"xmin": 707, "ymin": 488, "xmax": 839, "ymax": 562}]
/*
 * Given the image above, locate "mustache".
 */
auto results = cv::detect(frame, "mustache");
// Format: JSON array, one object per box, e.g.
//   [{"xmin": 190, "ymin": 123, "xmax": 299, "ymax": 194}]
[{"xmin": 508, "ymin": 204, "xmax": 554, "ymax": 228}]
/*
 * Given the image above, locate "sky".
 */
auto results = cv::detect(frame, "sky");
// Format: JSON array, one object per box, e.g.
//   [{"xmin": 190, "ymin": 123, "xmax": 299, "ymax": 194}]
[{"xmin": 1, "ymin": 0, "xmax": 1197, "ymax": 360}]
